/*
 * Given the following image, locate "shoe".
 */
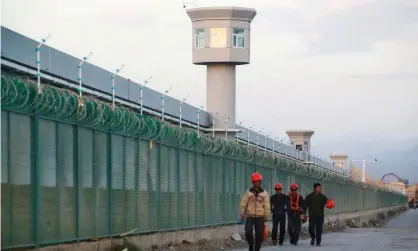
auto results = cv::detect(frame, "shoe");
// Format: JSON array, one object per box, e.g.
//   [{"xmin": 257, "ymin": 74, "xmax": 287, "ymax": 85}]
[
  {"xmin": 311, "ymin": 239, "xmax": 315, "ymax": 245},
  {"xmin": 279, "ymin": 241, "xmax": 283, "ymax": 246},
  {"xmin": 316, "ymin": 243, "xmax": 321, "ymax": 246},
  {"xmin": 272, "ymin": 240, "xmax": 277, "ymax": 246}
]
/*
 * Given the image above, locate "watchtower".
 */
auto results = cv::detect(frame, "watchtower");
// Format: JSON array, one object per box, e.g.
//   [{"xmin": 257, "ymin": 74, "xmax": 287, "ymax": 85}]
[
  {"xmin": 286, "ymin": 130, "xmax": 315, "ymax": 152},
  {"xmin": 186, "ymin": 7, "xmax": 257, "ymax": 138}
]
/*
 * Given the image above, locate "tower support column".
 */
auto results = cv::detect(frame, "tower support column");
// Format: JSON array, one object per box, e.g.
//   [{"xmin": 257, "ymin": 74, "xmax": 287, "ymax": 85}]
[{"xmin": 207, "ymin": 64, "xmax": 236, "ymax": 131}]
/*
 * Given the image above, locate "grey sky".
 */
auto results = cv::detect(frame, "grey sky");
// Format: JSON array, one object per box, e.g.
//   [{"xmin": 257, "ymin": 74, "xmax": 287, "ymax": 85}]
[{"xmin": 2, "ymin": 0, "xmax": 418, "ymax": 180}]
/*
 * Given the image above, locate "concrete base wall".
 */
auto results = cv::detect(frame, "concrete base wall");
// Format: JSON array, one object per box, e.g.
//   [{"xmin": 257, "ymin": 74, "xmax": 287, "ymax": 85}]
[{"xmin": 36, "ymin": 206, "xmax": 404, "ymax": 251}]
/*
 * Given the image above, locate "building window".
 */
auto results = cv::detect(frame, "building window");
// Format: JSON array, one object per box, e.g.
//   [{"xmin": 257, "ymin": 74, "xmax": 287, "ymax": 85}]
[
  {"xmin": 210, "ymin": 28, "xmax": 227, "ymax": 48},
  {"xmin": 195, "ymin": 28, "xmax": 205, "ymax": 49},
  {"xmin": 232, "ymin": 28, "xmax": 245, "ymax": 48}
]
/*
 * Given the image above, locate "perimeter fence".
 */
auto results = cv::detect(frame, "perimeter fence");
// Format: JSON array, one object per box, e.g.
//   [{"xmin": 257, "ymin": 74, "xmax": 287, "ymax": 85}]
[{"xmin": 0, "ymin": 72, "xmax": 407, "ymax": 249}]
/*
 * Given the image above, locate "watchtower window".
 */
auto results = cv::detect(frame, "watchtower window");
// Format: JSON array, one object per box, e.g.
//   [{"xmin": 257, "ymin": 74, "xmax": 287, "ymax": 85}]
[
  {"xmin": 195, "ymin": 29, "xmax": 205, "ymax": 49},
  {"xmin": 232, "ymin": 28, "xmax": 245, "ymax": 48}
]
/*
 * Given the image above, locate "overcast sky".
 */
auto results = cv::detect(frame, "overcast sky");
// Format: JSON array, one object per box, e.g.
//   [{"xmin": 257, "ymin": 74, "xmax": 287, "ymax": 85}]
[{"xmin": 2, "ymin": 0, "xmax": 418, "ymax": 180}]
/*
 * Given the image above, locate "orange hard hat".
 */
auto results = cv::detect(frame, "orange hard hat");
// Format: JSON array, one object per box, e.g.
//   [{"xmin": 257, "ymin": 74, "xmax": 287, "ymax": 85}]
[
  {"xmin": 251, "ymin": 172, "xmax": 263, "ymax": 182},
  {"xmin": 326, "ymin": 199, "xmax": 335, "ymax": 209},
  {"xmin": 275, "ymin": 183, "xmax": 282, "ymax": 189},
  {"xmin": 290, "ymin": 183, "xmax": 298, "ymax": 189}
]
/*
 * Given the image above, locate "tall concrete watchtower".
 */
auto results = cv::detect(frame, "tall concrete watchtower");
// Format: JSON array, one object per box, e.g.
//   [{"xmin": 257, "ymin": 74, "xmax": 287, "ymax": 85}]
[
  {"xmin": 186, "ymin": 7, "xmax": 257, "ymax": 138},
  {"xmin": 286, "ymin": 130, "xmax": 315, "ymax": 152}
]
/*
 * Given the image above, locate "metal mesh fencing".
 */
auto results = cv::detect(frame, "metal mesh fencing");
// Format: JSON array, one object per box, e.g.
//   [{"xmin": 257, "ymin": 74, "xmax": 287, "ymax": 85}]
[{"xmin": 0, "ymin": 72, "xmax": 408, "ymax": 249}]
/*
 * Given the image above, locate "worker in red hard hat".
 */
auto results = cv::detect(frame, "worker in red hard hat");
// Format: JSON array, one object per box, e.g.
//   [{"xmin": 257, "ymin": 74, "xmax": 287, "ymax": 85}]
[
  {"xmin": 287, "ymin": 183, "xmax": 306, "ymax": 245},
  {"xmin": 304, "ymin": 183, "xmax": 330, "ymax": 246},
  {"xmin": 269, "ymin": 183, "xmax": 289, "ymax": 246},
  {"xmin": 240, "ymin": 173, "xmax": 270, "ymax": 251}
]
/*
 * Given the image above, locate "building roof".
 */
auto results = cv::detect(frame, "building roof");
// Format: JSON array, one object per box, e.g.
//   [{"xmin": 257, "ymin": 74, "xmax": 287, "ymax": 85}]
[
  {"xmin": 286, "ymin": 130, "xmax": 315, "ymax": 137},
  {"xmin": 186, "ymin": 6, "xmax": 257, "ymax": 22}
]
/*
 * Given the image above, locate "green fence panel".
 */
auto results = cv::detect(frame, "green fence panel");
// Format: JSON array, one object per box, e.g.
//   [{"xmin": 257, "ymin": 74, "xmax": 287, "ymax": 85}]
[
  {"xmin": 57, "ymin": 123, "xmax": 77, "ymax": 241},
  {"xmin": 93, "ymin": 131, "xmax": 110, "ymax": 237},
  {"xmin": 3, "ymin": 112, "xmax": 34, "ymax": 246},
  {"xmin": 77, "ymin": 127, "xmax": 94, "ymax": 239},
  {"xmin": 1, "ymin": 111, "xmax": 11, "ymax": 247},
  {"xmin": 159, "ymin": 144, "xmax": 178, "ymax": 230},
  {"xmin": 38, "ymin": 119, "xmax": 59, "ymax": 243},
  {"xmin": 148, "ymin": 142, "xmax": 159, "ymax": 231},
  {"xmin": 123, "ymin": 136, "xmax": 139, "ymax": 232},
  {"xmin": 0, "ymin": 73, "xmax": 408, "ymax": 249},
  {"xmin": 138, "ymin": 139, "xmax": 150, "ymax": 233},
  {"xmin": 195, "ymin": 151, "xmax": 205, "ymax": 227}
]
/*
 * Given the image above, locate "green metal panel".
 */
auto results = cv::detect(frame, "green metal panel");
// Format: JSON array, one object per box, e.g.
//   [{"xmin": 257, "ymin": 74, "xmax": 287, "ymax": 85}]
[
  {"xmin": 93, "ymin": 131, "xmax": 109, "ymax": 237},
  {"xmin": 0, "ymin": 73, "xmax": 409, "ymax": 249},
  {"xmin": 111, "ymin": 134, "xmax": 124, "ymax": 234},
  {"xmin": 38, "ymin": 119, "xmax": 58, "ymax": 243},
  {"xmin": 148, "ymin": 142, "xmax": 160, "ymax": 231},
  {"xmin": 123, "ymin": 136, "xmax": 138, "ymax": 232},
  {"xmin": 57, "ymin": 123, "xmax": 76, "ymax": 240},
  {"xmin": 8, "ymin": 112, "xmax": 34, "ymax": 246},
  {"xmin": 77, "ymin": 127, "xmax": 94, "ymax": 239},
  {"xmin": 1, "ymin": 111, "xmax": 11, "ymax": 247}
]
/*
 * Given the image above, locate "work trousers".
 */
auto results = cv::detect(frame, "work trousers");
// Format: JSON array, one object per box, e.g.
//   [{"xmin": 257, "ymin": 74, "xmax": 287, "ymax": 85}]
[
  {"xmin": 245, "ymin": 217, "xmax": 265, "ymax": 251},
  {"xmin": 287, "ymin": 214, "xmax": 301, "ymax": 243},
  {"xmin": 271, "ymin": 214, "xmax": 286, "ymax": 243},
  {"xmin": 309, "ymin": 216, "xmax": 324, "ymax": 244}
]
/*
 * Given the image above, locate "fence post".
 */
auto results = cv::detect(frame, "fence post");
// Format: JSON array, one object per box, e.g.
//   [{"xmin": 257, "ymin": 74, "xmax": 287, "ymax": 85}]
[
  {"xmin": 157, "ymin": 142, "xmax": 161, "ymax": 230},
  {"xmin": 92, "ymin": 131, "xmax": 97, "ymax": 236},
  {"xmin": 135, "ymin": 138, "xmax": 140, "ymax": 230},
  {"xmin": 74, "ymin": 125, "xmax": 80, "ymax": 241},
  {"xmin": 177, "ymin": 144, "xmax": 180, "ymax": 229},
  {"xmin": 6, "ymin": 112, "xmax": 12, "ymax": 246},
  {"xmin": 222, "ymin": 158, "xmax": 226, "ymax": 223},
  {"xmin": 194, "ymin": 148, "xmax": 198, "ymax": 228},
  {"xmin": 55, "ymin": 122, "xmax": 61, "ymax": 240},
  {"xmin": 233, "ymin": 160, "xmax": 237, "ymax": 222},
  {"xmin": 33, "ymin": 113, "xmax": 40, "ymax": 248},
  {"xmin": 122, "ymin": 137, "xmax": 127, "ymax": 232},
  {"xmin": 107, "ymin": 133, "xmax": 113, "ymax": 236}
]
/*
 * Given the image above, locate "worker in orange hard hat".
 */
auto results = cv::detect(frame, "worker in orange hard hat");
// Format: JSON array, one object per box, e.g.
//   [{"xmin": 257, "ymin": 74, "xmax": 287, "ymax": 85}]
[
  {"xmin": 270, "ymin": 183, "xmax": 289, "ymax": 246},
  {"xmin": 240, "ymin": 173, "xmax": 270, "ymax": 251},
  {"xmin": 304, "ymin": 183, "xmax": 331, "ymax": 246},
  {"xmin": 287, "ymin": 183, "xmax": 306, "ymax": 245}
]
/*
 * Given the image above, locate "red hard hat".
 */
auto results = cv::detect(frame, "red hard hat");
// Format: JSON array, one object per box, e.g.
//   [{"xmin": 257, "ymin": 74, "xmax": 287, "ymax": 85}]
[
  {"xmin": 290, "ymin": 183, "xmax": 298, "ymax": 189},
  {"xmin": 251, "ymin": 172, "xmax": 263, "ymax": 182},
  {"xmin": 275, "ymin": 183, "xmax": 282, "ymax": 189},
  {"xmin": 326, "ymin": 199, "xmax": 335, "ymax": 209}
]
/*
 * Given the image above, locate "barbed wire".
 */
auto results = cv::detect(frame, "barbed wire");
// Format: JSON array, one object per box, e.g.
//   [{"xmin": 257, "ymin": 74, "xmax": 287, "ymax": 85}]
[{"xmin": 0, "ymin": 72, "xmax": 404, "ymax": 193}]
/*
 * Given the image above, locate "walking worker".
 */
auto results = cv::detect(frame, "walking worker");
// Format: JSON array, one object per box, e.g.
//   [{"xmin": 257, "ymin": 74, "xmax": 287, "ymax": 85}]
[
  {"xmin": 304, "ymin": 183, "xmax": 331, "ymax": 246},
  {"xmin": 240, "ymin": 172, "xmax": 270, "ymax": 251},
  {"xmin": 287, "ymin": 183, "xmax": 305, "ymax": 245},
  {"xmin": 270, "ymin": 183, "xmax": 289, "ymax": 246}
]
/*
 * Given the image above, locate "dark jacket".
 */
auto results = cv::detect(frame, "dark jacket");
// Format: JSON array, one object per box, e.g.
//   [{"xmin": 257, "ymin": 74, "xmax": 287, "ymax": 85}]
[
  {"xmin": 270, "ymin": 193, "xmax": 289, "ymax": 215},
  {"xmin": 304, "ymin": 192, "xmax": 328, "ymax": 216},
  {"xmin": 287, "ymin": 193, "xmax": 305, "ymax": 217}
]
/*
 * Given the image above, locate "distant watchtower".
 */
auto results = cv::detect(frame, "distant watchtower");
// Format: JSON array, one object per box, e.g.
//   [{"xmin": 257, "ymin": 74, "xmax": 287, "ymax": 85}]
[
  {"xmin": 186, "ymin": 7, "xmax": 257, "ymax": 138},
  {"xmin": 330, "ymin": 154, "xmax": 348, "ymax": 169},
  {"xmin": 286, "ymin": 130, "xmax": 315, "ymax": 152}
]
